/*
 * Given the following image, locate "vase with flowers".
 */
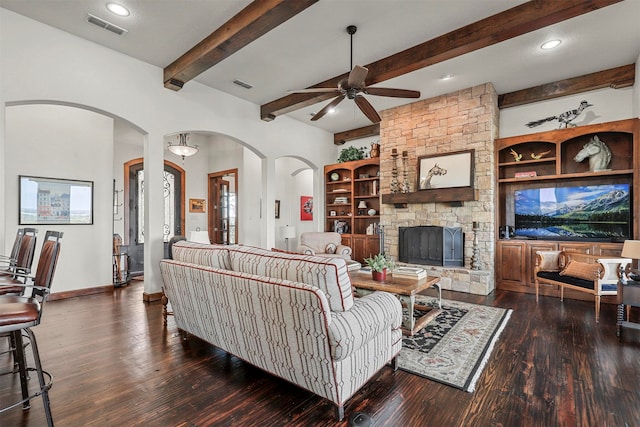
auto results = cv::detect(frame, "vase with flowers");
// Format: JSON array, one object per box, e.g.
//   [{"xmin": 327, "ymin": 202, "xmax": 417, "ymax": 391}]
[{"xmin": 363, "ymin": 254, "xmax": 395, "ymax": 282}]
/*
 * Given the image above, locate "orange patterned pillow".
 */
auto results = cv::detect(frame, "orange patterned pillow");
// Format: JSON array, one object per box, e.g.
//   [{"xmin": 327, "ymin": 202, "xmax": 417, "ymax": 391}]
[{"xmin": 560, "ymin": 260, "xmax": 601, "ymax": 281}]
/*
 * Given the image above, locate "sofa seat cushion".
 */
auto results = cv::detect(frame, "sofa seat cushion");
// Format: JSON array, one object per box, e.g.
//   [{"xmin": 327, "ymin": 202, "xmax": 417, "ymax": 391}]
[
  {"xmin": 229, "ymin": 245, "xmax": 354, "ymax": 312},
  {"xmin": 171, "ymin": 241, "xmax": 232, "ymax": 270},
  {"xmin": 537, "ymin": 271, "xmax": 594, "ymax": 290}
]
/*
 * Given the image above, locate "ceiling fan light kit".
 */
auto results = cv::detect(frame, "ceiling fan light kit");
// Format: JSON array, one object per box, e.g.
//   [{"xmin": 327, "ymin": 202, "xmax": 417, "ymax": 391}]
[{"xmin": 290, "ymin": 25, "xmax": 420, "ymax": 124}]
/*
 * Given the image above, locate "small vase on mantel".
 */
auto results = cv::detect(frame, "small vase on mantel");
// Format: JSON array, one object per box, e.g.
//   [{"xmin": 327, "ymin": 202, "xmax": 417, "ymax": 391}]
[{"xmin": 371, "ymin": 269, "xmax": 387, "ymax": 282}]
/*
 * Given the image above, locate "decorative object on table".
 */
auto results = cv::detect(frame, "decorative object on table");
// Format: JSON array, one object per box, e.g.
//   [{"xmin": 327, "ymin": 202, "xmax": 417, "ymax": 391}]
[
  {"xmin": 573, "ymin": 135, "xmax": 611, "ymax": 172},
  {"xmin": 509, "ymin": 148, "xmax": 522, "ymax": 162},
  {"xmin": 364, "ymin": 253, "xmax": 395, "ymax": 282},
  {"xmin": 401, "ymin": 150, "xmax": 410, "ymax": 193},
  {"xmin": 620, "ymin": 240, "xmax": 640, "ymax": 284},
  {"xmin": 337, "ymin": 146, "xmax": 365, "ymax": 163},
  {"xmin": 288, "ymin": 25, "xmax": 420, "ymax": 124},
  {"xmin": 281, "ymin": 225, "xmax": 296, "ymax": 251},
  {"xmin": 393, "ymin": 266, "xmax": 426, "ymax": 280},
  {"xmin": 398, "ymin": 296, "xmax": 512, "ymax": 392},
  {"xmin": 189, "ymin": 198, "xmax": 206, "ymax": 213},
  {"xmin": 418, "ymin": 150, "xmax": 474, "ymax": 190},
  {"xmin": 525, "ymin": 100, "xmax": 593, "ymax": 129},
  {"xmin": 330, "ymin": 172, "xmax": 340, "ymax": 181},
  {"xmin": 471, "ymin": 221, "xmax": 481, "ymax": 270},
  {"xmin": 274, "ymin": 200, "xmax": 280, "ymax": 219},
  {"xmin": 530, "ymin": 150, "xmax": 551, "ymax": 160},
  {"xmin": 300, "ymin": 196, "xmax": 313, "ymax": 221},
  {"xmin": 357, "ymin": 200, "xmax": 367, "ymax": 215},
  {"xmin": 367, "ymin": 208, "xmax": 376, "ymax": 216},
  {"xmin": 370, "ymin": 141, "xmax": 380, "ymax": 158},
  {"xmin": 390, "ymin": 149, "xmax": 400, "ymax": 194}
]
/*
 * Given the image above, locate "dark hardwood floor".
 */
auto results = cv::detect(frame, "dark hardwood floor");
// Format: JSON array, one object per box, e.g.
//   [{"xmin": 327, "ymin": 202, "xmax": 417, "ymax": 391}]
[{"xmin": 2, "ymin": 281, "xmax": 640, "ymax": 426}]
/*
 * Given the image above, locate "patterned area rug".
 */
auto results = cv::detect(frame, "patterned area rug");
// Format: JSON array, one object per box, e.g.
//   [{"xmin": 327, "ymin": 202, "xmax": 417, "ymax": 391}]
[{"xmin": 398, "ymin": 296, "xmax": 512, "ymax": 392}]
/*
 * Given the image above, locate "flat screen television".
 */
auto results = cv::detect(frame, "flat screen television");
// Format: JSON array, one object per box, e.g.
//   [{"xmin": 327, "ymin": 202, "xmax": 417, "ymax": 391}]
[{"xmin": 514, "ymin": 183, "xmax": 631, "ymax": 241}]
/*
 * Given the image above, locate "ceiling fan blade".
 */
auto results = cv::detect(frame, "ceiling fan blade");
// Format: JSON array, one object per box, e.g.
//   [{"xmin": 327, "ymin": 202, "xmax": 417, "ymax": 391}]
[
  {"xmin": 364, "ymin": 87, "xmax": 421, "ymax": 98},
  {"xmin": 311, "ymin": 94, "xmax": 346, "ymax": 121},
  {"xmin": 288, "ymin": 88, "xmax": 341, "ymax": 94},
  {"xmin": 347, "ymin": 65, "xmax": 368, "ymax": 88},
  {"xmin": 354, "ymin": 95, "xmax": 381, "ymax": 123}
]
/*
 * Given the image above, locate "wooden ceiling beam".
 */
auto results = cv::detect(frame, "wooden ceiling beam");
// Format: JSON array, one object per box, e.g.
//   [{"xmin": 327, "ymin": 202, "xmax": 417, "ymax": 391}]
[
  {"xmin": 334, "ymin": 124, "xmax": 380, "ymax": 145},
  {"xmin": 261, "ymin": 0, "xmax": 621, "ymax": 121},
  {"xmin": 498, "ymin": 63, "xmax": 635, "ymax": 108},
  {"xmin": 163, "ymin": 0, "xmax": 319, "ymax": 91}
]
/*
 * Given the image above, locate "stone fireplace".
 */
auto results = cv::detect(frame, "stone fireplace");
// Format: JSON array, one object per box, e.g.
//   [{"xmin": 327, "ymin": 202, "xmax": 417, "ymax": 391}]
[{"xmin": 379, "ymin": 83, "xmax": 498, "ymax": 295}]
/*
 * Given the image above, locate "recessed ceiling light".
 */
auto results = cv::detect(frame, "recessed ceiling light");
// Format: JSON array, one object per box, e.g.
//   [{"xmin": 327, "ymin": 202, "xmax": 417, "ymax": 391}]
[
  {"xmin": 440, "ymin": 74, "xmax": 454, "ymax": 81},
  {"xmin": 328, "ymin": 108, "xmax": 336, "ymax": 114},
  {"xmin": 106, "ymin": 2, "xmax": 130, "ymax": 17},
  {"xmin": 540, "ymin": 39, "xmax": 561, "ymax": 50}
]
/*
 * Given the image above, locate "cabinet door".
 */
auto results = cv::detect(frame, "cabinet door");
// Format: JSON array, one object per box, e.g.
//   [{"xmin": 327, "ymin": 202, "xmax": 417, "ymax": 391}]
[
  {"xmin": 559, "ymin": 242, "xmax": 593, "ymax": 254},
  {"xmin": 596, "ymin": 242, "xmax": 623, "ymax": 257},
  {"xmin": 352, "ymin": 236, "xmax": 380, "ymax": 263},
  {"xmin": 528, "ymin": 242, "xmax": 558, "ymax": 285},
  {"xmin": 497, "ymin": 241, "xmax": 527, "ymax": 285}
]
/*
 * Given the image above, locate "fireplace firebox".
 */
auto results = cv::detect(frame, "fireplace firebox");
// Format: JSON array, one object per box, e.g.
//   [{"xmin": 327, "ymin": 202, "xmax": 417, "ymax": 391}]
[{"xmin": 398, "ymin": 226, "xmax": 463, "ymax": 267}]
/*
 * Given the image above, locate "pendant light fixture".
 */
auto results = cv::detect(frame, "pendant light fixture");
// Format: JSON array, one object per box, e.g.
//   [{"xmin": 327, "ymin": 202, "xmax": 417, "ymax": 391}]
[{"xmin": 168, "ymin": 133, "xmax": 198, "ymax": 160}]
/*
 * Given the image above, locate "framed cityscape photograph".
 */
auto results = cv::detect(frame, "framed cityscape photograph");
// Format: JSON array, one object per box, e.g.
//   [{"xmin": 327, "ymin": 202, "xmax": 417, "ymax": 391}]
[{"xmin": 19, "ymin": 175, "xmax": 93, "ymax": 225}]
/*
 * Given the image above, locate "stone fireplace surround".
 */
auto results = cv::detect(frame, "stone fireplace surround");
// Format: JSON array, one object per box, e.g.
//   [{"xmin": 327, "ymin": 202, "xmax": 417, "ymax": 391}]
[{"xmin": 379, "ymin": 83, "xmax": 499, "ymax": 295}]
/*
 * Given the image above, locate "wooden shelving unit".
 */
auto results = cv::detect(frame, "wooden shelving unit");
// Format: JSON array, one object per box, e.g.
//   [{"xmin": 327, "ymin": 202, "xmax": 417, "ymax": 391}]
[
  {"xmin": 325, "ymin": 158, "xmax": 381, "ymax": 262},
  {"xmin": 495, "ymin": 118, "xmax": 639, "ymax": 297}
]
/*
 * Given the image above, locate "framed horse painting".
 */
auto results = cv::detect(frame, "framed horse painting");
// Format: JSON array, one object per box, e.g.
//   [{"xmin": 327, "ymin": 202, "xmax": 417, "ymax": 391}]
[{"xmin": 417, "ymin": 149, "xmax": 474, "ymax": 190}]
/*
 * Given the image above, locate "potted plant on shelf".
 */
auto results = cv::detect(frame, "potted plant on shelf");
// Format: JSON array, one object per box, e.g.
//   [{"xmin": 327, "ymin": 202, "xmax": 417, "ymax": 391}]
[
  {"xmin": 364, "ymin": 254, "xmax": 395, "ymax": 282},
  {"xmin": 337, "ymin": 146, "xmax": 365, "ymax": 163}
]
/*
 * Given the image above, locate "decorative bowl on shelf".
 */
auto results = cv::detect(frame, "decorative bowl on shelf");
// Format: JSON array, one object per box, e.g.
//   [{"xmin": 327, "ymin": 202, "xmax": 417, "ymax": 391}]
[{"xmin": 367, "ymin": 209, "xmax": 376, "ymax": 216}]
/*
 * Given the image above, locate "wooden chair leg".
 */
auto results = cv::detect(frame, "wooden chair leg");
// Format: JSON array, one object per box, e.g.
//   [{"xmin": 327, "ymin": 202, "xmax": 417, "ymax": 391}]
[{"xmin": 595, "ymin": 295, "xmax": 601, "ymax": 323}]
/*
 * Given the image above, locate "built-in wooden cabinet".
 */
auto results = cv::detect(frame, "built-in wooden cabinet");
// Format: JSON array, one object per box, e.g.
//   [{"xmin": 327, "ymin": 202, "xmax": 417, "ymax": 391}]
[
  {"xmin": 325, "ymin": 158, "xmax": 380, "ymax": 262},
  {"xmin": 495, "ymin": 119, "xmax": 639, "ymax": 297}
]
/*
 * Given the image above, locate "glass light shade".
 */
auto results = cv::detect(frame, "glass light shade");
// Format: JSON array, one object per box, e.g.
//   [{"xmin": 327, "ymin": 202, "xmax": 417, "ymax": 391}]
[
  {"xmin": 621, "ymin": 240, "xmax": 640, "ymax": 259},
  {"xmin": 358, "ymin": 201, "xmax": 367, "ymax": 209},
  {"xmin": 168, "ymin": 144, "xmax": 198, "ymax": 157}
]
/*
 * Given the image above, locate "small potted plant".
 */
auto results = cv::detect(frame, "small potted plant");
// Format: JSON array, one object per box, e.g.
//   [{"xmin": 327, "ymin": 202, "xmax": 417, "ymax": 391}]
[
  {"xmin": 337, "ymin": 146, "xmax": 365, "ymax": 163},
  {"xmin": 364, "ymin": 254, "xmax": 395, "ymax": 282}
]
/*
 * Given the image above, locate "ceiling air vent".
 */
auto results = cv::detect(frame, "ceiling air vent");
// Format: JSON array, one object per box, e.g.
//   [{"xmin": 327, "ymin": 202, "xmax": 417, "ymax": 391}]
[
  {"xmin": 233, "ymin": 79, "xmax": 253, "ymax": 89},
  {"xmin": 87, "ymin": 14, "xmax": 128, "ymax": 35}
]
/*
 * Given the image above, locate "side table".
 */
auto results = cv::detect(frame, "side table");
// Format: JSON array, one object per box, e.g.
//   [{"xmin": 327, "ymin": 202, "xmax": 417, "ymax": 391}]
[{"xmin": 616, "ymin": 279, "xmax": 640, "ymax": 339}]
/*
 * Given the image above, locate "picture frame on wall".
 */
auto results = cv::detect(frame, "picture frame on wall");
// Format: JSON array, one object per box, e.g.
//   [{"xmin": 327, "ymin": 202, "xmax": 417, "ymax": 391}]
[
  {"xmin": 189, "ymin": 198, "xmax": 206, "ymax": 213},
  {"xmin": 417, "ymin": 149, "xmax": 474, "ymax": 190},
  {"xmin": 19, "ymin": 175, "xmax": 93, "ymax": 225},
  {"xmin": 300, "ymin": 196, "xmax": 313, "ymax": 221},
  {"xmin": 275, "ymin": 200, "xmax": 281, "ymax": 219}
]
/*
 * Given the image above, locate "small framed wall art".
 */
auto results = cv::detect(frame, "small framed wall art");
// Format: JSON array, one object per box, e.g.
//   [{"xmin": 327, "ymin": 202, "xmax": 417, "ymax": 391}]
[{"xmin": 189, "ymin": 198, "xmax": 206, "ymax": 213}]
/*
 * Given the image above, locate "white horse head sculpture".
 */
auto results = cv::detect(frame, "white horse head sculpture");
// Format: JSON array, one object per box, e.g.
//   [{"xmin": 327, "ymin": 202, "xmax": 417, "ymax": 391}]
[{"xmin": 573, "ymin": 135, "xmax": 611, "ymax": 172}]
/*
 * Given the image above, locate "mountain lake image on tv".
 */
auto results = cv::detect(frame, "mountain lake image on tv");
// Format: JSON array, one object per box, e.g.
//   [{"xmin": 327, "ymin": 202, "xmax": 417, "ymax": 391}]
[{"xmin": 514, "ymin": 183, "xmax": 631, "ymax": 241}]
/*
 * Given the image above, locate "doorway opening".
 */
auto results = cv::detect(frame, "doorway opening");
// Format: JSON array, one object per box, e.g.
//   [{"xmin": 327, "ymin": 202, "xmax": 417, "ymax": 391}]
[{"xmin": 208, "ymin": 169, "xmax": 238, "ymax": 245}]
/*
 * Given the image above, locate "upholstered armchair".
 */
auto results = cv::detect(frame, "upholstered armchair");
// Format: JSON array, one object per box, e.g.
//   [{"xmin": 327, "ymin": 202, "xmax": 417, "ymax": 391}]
[{"xmin": 298, "ymin": 232, "xmax": 352, "ymax": 260}]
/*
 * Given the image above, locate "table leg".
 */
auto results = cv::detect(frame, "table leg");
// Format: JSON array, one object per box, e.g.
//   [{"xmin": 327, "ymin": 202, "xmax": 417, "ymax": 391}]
[
  {"xmin": 433, "ymin": 283, "xmax": 442, "ymax": 309},
  {"xmin": 398, "ymin": 294, "xmax": 416, "ymax": 333}
]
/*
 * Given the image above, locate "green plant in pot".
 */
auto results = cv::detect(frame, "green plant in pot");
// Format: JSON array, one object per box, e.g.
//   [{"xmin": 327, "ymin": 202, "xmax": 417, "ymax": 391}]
[
  {"xmin": 337, "ymin": 146, "xmax": 365, "ymax": 163},
  {"xmin": 364, "ymin": 254, "xmax": 395, "ymax": 282}
]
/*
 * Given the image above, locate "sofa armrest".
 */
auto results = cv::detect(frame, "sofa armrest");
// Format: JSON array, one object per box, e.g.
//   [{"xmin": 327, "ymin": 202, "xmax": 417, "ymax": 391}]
[
  {"xmin": 297, "ymin": 244, "xmax": 317, "ymax": 256},
  {"xmin": 336, "ymin": 245, "xmax": 352, "ymax": 258},
  {"xmin": 328, "ymin": 291, "xmax": 402, "ymax": 361}
]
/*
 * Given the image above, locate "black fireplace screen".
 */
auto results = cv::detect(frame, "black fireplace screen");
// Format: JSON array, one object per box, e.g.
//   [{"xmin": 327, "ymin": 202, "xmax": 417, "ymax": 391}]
[{"xmin": 398, "ymin": 226, "xmax": 463, "ymax": 267}]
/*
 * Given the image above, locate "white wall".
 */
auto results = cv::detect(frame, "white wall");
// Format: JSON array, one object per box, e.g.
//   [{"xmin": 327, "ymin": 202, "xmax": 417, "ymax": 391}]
[
  {"xmin": 1, "ymin": 9, "xmax": 335, "ymax": 295},
  {"xmin": 6, "ymin": 105, "xmax": 113, "ymax": 292},
  {"xmin": 499, "ymin": 87, "xmax": 636, "ymax": 138}
]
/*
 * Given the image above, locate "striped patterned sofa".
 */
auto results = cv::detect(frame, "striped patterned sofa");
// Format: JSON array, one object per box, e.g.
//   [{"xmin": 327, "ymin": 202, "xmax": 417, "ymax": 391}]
[{"xmin": 159, "ymin": 241, "xmax": 403, "ymax": 421}]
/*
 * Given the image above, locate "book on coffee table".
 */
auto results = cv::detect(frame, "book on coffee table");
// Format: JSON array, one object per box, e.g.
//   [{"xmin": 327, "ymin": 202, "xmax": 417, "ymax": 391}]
[{"xmin": 392, "ymin": 267, "xmax": 427, "ymax": 279}]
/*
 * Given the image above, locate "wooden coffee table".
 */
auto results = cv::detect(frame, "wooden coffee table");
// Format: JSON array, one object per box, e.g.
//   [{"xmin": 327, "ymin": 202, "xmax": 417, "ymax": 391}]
[{"xmin": 350, "ymin": 270, "xmax": 442, "ymax": 336}]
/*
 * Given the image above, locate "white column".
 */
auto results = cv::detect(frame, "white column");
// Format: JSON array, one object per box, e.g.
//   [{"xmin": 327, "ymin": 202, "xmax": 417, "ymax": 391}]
[
  {"xmin": 143, "ymin": 132, "xmax": 165, "ymax": 299},
  {"xmin": 261, "ymin": 156, "xmax": 276, "ymax": 249}
]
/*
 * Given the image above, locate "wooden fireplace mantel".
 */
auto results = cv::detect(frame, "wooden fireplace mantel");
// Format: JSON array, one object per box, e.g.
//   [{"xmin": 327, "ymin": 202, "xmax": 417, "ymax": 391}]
[{"xmin": 381, "ymin": 187, "xmax": 478, "ymax": 207}]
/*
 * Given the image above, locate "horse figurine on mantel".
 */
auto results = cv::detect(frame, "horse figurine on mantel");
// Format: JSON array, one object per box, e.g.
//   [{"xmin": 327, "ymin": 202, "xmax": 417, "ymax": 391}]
[{"xmin": 573, "ymin": 135, "xmax": 612, "ymax": 172}]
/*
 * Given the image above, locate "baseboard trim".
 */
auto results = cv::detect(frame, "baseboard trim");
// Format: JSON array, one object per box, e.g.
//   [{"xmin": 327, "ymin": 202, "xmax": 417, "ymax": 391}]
[
  {"xmin": 143, "ymin": 291, "xmax": 163, "ymax": 302},
  {"xmin": 49, "ymin": 284, "xmax": 114, "ymax": 301}
]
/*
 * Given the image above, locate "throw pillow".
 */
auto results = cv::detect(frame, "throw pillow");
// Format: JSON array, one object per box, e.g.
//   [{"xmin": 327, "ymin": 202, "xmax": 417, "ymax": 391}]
[
  {"xmin": 560, "ymin": 260, "xmax": 601, "ymax": 281},
  {"xmin": 325, "ymin": 243, "xmax": 337, "ymax": 254},
  {"xmin": 537, "ymin": 251, "xmax": 562, "ymax": 271}
]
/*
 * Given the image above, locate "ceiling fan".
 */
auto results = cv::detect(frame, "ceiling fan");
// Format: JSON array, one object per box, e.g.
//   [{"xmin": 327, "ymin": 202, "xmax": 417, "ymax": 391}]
[{"xmin": 290, "ymin": 25, "xmax": 421, "ymax": 123}]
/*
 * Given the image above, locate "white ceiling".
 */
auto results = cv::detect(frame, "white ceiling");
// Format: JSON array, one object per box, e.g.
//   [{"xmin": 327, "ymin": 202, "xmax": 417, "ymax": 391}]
[{"xmin": 1, "ymin": 0, "xmax": 639, "ymax": 134}]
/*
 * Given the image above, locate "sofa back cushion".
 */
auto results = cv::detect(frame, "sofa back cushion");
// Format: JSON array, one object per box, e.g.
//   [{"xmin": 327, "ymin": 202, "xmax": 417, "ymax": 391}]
[
  {"xmin": 229, "ymin": 245, "xmax": 354, "ymax": 312},
  {"xmin": 171, "ymin": 241, "xmax": 232, "ymax": 270}
]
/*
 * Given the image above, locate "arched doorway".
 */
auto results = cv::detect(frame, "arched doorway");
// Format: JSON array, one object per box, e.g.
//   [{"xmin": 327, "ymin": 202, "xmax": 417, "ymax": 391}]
[{"xmin": 124, "ymin": 158, "xmax": 185, "ymax": 276}]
